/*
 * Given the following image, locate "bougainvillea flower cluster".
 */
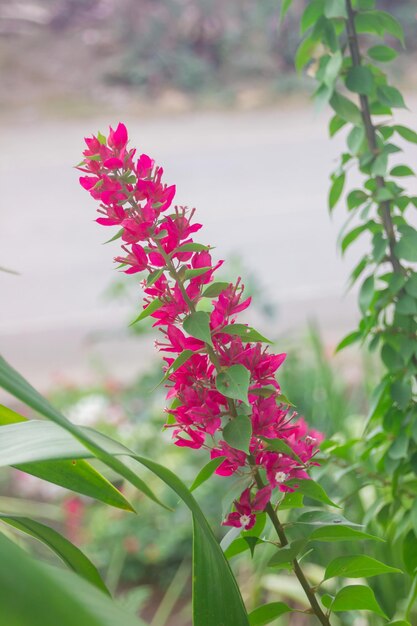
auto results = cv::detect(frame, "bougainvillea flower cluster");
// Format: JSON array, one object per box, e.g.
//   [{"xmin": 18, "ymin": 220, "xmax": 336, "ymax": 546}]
[{"xmin": 79, "ymin": 123, "xmax": 322, "ymax": 530}]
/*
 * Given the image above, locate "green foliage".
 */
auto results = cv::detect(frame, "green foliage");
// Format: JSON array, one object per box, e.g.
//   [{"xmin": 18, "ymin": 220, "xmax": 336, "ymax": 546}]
[
  {"xmin": 131, "ymin": 298, "xmax": 163, "ymax": 325},
  {"xmin": 223, "ymin": 415, "xmax": 252, "ymax": 452},
  {"xmin": 324, "ymin": 554, "xmax": 402, "ymax": 579},
  {"xmin": 0, "ymin": 514, "xmax": 109, "ymax": 594},
  {"xmin": 0, "ymin": 355, "xmax": 250, "ymax": 626},
  {"xmin": 291, "ymin": 0, "xmax": 417, "ymax": 621},
  {"xmin": 183, "ymin": 311, "xmax": 213, "ymax": 346},
  {"xmin": 330, "ymin": 584, "xmax": 388, "ymax": 618},
  {"xmin": 215, "ymin": 364, "xmax": 251, "ymax": 405},
  {"xmin": 0, "ymin": 533, "xmax": 146, "ymax": 626},
  {"xmin": 248, "ymin": 602, "xmax": 291, "ymax": 625},
  {"xmin": 220, "ymin": 324, "xmax": 271, "ymax": 343}
]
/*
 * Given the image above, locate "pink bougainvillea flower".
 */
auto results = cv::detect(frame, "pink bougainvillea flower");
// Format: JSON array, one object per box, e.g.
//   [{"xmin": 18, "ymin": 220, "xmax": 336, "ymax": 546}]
[
  {"xmin": 223, "ymin": 487, "xmax": 271, "ymax": 529},
  {"xmin": 108, "ymin": 122, "xmax": 128, "ymax": 151},
  {"xmin": 78, "ymin": 123, "xmax": 323, "ymax": 532}
]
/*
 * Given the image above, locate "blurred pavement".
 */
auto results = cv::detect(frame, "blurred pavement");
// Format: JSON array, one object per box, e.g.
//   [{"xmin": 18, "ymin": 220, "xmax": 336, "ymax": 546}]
[{"xmin": 1, "ymin": 101, "xmax": 416, "ymax": 389}]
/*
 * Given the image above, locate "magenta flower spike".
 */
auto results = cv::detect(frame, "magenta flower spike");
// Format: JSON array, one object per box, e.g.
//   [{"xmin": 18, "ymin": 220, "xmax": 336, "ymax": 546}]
[{"xmin": 78, "ymin": 122, "xmax": 323, "ymax": 529}]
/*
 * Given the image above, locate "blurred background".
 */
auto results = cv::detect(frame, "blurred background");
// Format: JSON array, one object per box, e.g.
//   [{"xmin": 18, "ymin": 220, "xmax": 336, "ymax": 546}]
[
  {"xmin": 1, "ymin": 1, "xmax": 417, "ymax": 624},
  {"xmin": 0, "ymin": 0, "xmax": 416, "ymax": 388}
]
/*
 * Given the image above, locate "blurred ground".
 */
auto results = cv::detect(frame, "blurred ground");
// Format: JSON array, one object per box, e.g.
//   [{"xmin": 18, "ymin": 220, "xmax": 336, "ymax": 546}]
[{"xmin": 1, "ymin": 98, "xmax": 416, "ymax": 390}]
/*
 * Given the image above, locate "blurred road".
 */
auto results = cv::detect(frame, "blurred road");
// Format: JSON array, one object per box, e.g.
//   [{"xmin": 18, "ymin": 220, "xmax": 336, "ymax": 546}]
[{"xmin": 1, "ymin": 101, "xmax": 417, "ymax": 389}]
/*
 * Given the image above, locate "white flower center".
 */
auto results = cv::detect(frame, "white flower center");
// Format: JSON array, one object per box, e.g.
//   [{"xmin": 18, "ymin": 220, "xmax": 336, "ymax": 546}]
[
  {"xmin": 305, "ymin": 436, "xmax": 317, "ymax": 445},
  {"xmin": 275, "ymin": 471, "xmax": 288, "ymax": 484},
  {"xmin": 239, "ymin": 514, "xmax": 251, "ymax": 528}
]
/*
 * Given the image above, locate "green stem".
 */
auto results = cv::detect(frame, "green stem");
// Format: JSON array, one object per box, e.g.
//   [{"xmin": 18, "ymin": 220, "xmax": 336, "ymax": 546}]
[
  {"xmin": 149, "ymin": 558, "xmax": 189, "ymax": 626},
  {"xmin": 344, "ymin": 0, "xmax": 403, "ymax": 275},
  {"xmin": 253, "ymin": 467, "xmax": 332, "ymax": 625}
]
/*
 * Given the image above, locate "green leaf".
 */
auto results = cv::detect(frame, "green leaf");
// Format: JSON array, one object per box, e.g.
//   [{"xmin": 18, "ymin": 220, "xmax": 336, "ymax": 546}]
[
  {"xmin": 396, "ymin": 295, "xmax": 417, "ymax": 316},
  {"xmin": 183, "ymin": 266, "xmax": 212, "ymax": 280},
  {"xmin": 378, "ymin": 10, "xmax": 404, "ymax": 44},
  {"xmin": 279, "ymin": 491, "xmax": 304, "ymax": 510},
  {"xmin": 192, "ymin": 514, "xmax": 249, "ymax": 624},
  {"xmin": 381, "ymin": 344, "xmax": 403, "ymax": 371},
  {"xmin": 330, "ymin": 92, "xmax": 362, "ymax": 125},
  {"xmin": 329, "ymin": 115, "xmax": 347, "ymax": 137},
  {"xmin": 323, "ymin": 52, "xmax": 343, "ymax": 87},
  {"xmin": 301, "ymin": 0, "xmax": 324, "ymax": 34},
  {"xmin": 295, "ymin": 37, "xmax": 316, "ymax": 73},
  {"xmin": 324, "ymin": 555, "xmax": 401, "ymax": 580},
  {"xmin": 249, "ymin": 602, "xmax": 292, "ymax": 626},
  {"xmin": 224, "ymin": 535, "xmax": 264, "ymax": 559},
  {"xmin": 372, "ymin": 152, "xmax": 388, "ymax": 177},
  {"xmin": 17, "ymin": 459, "xmax": 134, "ymax": 511},
  {"xmin": 346, "ymin": 66, "xmax": 374, "ymax": 96},
  {"xmin": 377, "ymin": 85, "xmax": 406, "ymax": 109},
  {"xmin": 268, "ymin": 539, "xmax": 306, "ymax": 567},
  {"xmin": 176, "ymin": 243, "xmax": 210, "ymax": 253},
  {"xmin": 183, "ymin": 311, "xmax": 213, "ymax": 346},
  {"xmin": 372, "ymin": 232, "xmax": 386, "ymax": 263},
  {"xmin": 324, "ymin": 0, "xmax": 347, "ymax": 18},
  {"xmin": 314, "ymin": 82, "xmax": 333, "ymax": 111},
  {"xmin": 190, "ymin": 457, "xmax": 225, "ymax": 492},
  {"xmin": 394, "ymin": 226, "xmax": 417, "ymax": 262},
  {"xmin": 249, "ymin": 385, "xmax": 278, "ymax": 398},
  {"xmin": 355, "ymin": 11, "xmax": 384, "ymax": 36},
  {"xmin": 133, "ymin": 457, "xmax": 250, "ymax": 625},
  {"xmin": 146, "ymin": 268, "xmax": 164, "ymax": 286},
  {"xmin": 347, "ymin": 189, "xmax": 368, "ymax": 210},
  {"xmin": 202, "ymin": 282, "xmax": 230, "ymax": 297},
  {"xmin": 0, "ymin": 356, "xmax": 167, "ymax": 510},
  {"xmin": 368, "ymin": 45, "xmax": 398, "ymax": 62},
  {"xmin": 375, "ymin": 186, "xmax": 394, "ymax": 201},
  {"xmin": 329, "ymin": 173, "xmax": 345, "ymax": 210},
  {"xmin": 97, "ymin": 131, "xmax": 107, "ymax": 145},
  {"xmin": 321, "ymin": 594, "xmax": 334, "ymax": 609},
  {"xmin": 388, "ymin": 429, "xmax": 409, "ymax": 457},
  {"xmin": 309, "ymin": 525, "xmax": 383, "ymax": 542},
  {"xmin": 0, "ymin": 533, "xmax": 146, "ymax": 626},
  {"xmin": 347, "ymin": 127, "xmax": 365, "ymax": 155},
  {"xmin": 130, "ymin": 298, "xmax": 163, "ymax": 325},
  {"xmin": 223, "ymin": 415, "xmax": 252, "ymax": 453},
  {"xmin": 216, "ymin": 364, "xmax": 251, "ymax": 405},
  {"xmin": 260, "ymin": 437, "xmax": 302, "ymax": 463},
  {"xmin": 359, "ymin": 275, "xmax": 374, "ymax": 314},
  {"xmin": 341, "ymin": 224, "xmax": 368, "ymax": 254},
  {"xmin": 395, "ymin": 125, "xmax": 417, "ymax": 144},
  {"xmin": 280, "ymin": 0, "xmax": 293, "ymax": 21},
  {"xmin": 155, "ymin": 349, "xmax": 194, "ymax": 388},
  {"xmin": 403, "ymin": 530, "xmax": 417, "ymax": 575},
  {"xmin": 103, "ymin": 228, "xmax": 124, "ymax": 244},
  {"xmin": 0, "ymin": 409, "xmax": 133, "ymax": 511},
  {"xmin": 0, "ymin": 515, "xmax": 109, "ymax": 594},
  {"xmin": 390, "ymin": 165, "xmax": 414, "ymax": 177},
  {"xmin": 296, "ymin": 510, "xmax": 362, "ymax": 527},
  {"xmin": 355, "ymin": 0, "xmax": 375, "ymax": 9},
  {"xmin": 405, "ymin": 274, "xmax": 417, "ymax": 298},
  {"xmin": 0, "ymin": 404, "xmax": 27, "ymax": 424},
  {"xmin": 331, "ymin": 585, "xmax": 388, "ymax": 618},
  {"xmin": 289, "ymin": 479, "xmax": 340, "ymax": 508},
  {"xmin": 335, "ymin": 331, "xmax": 362, "ymax": 353},
  {"xmin": 220, "ymin": 324, "xmax": 271, "ymax": 343}
]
